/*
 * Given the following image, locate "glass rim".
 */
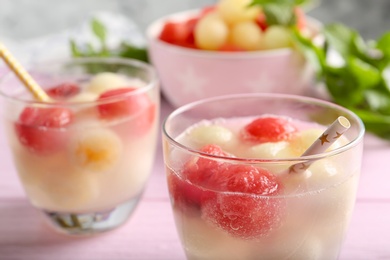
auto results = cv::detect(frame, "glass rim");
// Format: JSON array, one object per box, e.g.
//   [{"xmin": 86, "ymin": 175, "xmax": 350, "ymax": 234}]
[
  {"xmin": 162, "ymin": 93, "xmax": 365, "ymax": 164},
  {"xmin": 0, "ymin": 57, "xmax": 159, "ymax": 107}
]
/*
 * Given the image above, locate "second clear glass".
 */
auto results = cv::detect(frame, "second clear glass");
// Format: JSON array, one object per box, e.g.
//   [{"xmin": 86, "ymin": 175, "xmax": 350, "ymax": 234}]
[
  {"xmin": 0, "ymin": 57, "xmax": 160, "ymax": 235},
  {"xmin": 162, "ymin": 94, "xmax": 364, "ymax": 260}
]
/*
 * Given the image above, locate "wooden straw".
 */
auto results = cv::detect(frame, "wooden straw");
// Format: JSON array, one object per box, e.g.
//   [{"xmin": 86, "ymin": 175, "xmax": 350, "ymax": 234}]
[
  {"xmin": 289, "ymin": 116, "xmax": 351, "ymax": 174},
  {"xmin": 0, "ymin": 42, "xmax": 51, "ymax": 102}
]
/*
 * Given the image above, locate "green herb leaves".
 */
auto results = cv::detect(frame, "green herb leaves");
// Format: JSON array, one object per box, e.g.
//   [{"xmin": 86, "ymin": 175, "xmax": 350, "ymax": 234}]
[
  {"xmin": 262, "ymin": 4, "xmax": 296, "ymax": 26},
  {"xmin": 376, "ymin": 32, "xmax": 390, "ymax": 58},
  {"xmin": 70, "ymin": 18, "xmax": 149, "ymax": 63},
  {"xmin": 294, "ymin": 24, "xmax": 390, "ymax": 139},
  {"xmin": 92, "ymin": 18, "xmax": 107, "ymax": 44},
  {"xmin": 251, "ymin": 0, "xmax": 310, "ymax": 26}
]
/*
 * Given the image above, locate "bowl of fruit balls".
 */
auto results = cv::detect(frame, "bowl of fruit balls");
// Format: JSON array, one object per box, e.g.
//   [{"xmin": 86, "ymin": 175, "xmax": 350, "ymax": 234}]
[{"xmin": 146, "ymin": 0, "xmax": 322, "ymax": 107}]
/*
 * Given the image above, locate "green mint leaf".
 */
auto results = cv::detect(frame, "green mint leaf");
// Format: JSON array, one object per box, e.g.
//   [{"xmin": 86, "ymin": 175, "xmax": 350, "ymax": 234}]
[
  {"xmin": 324, "ymin": 23, "xmax": 369, "ymax": 64},
  {"xmin": 69, "ymin": 39, "xmax": 82, "ymax": 57},
  {"xmin": 91, "ymin": 18, "xmax": 107, "ymax": 45},
  {"xmin": 118, "ymin": 43, "xmax": 149, "ymax": 63},
  {"xmin": 324, "ymin": 23, "xmax": 359, "ymax": 58},
  {"xmin": 250, "ymin": 0, "xmax": 312, "ymax": 26},
  {"xmin": 383, "ymin": 65, "xmax": 390, "ymax": 91},
  {"xmin": 294, "ymin": 0, "xmax": 311, "ymax": 5},
  {"xmin": 364, "ymin": 89, "xmax": 390, "ymax": 114},
  {"xmin": 292, "ymin": 29, "xmax": 326, "ymax": 74},
  {"xmin": 351, "ymin": 33, "xmax": 367, "ymax": 56},
  {"xmin": 376, "ymin": 32, "xmax": 390, "ymax": 57},
  {"xmin": 293, "ymin": 21, "xmax": 390, "ymax": 140},
  {"xmin": 323, "ymin": 66, "xmax": 365, "ymax": 107},
  {"xmin": 86, "ymin": 43, "xmax": 96, "ymax": 56},
  {"xmin": 263, "ymin": 4, "xmax": 295, "ymax": 26},
  {"xmin": 348, "ymin": 56, "xmax": 381, "ymax": 89},
  {"xmin": 353, "ymin": 108, "xmax": 390, "ymax": 139}
]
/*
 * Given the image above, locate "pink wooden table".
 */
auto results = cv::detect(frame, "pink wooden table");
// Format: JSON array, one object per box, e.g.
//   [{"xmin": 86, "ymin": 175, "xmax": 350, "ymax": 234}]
[{"xmin": 1, "ymin": 98, "xmax": 390, "ymax": 260}]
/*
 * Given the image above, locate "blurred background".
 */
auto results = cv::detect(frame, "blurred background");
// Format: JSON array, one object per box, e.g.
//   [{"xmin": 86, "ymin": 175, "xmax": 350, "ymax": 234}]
[{"xmin": 0, "ymin": 0, "xmax": 389, "ymax": 42}]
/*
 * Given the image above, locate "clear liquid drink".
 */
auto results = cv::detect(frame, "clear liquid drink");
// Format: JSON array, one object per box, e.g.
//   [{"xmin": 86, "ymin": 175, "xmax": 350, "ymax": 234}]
[
  {"xmin": 0, "ymin": 58, "xmax": 160, "ymax": 235},
  {"xmin": 163, "ymin": 94, "xmax": 364, "ymax": 260}
]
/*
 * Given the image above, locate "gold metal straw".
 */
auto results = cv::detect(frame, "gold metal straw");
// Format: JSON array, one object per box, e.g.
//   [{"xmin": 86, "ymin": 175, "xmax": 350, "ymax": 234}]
[
  {"xmin": 289, "ymin": 116, "xmax": 351, "ymax": 174},
  {"xmin": 0, "ymin": 42, "xmax": 51, "ymax": 102}
]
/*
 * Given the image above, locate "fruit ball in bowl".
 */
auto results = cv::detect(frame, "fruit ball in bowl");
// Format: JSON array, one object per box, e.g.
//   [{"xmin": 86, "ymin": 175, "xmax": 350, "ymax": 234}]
[{"xmin": 146, "ymin": 0, "xmax": 321, "ymax": 108}]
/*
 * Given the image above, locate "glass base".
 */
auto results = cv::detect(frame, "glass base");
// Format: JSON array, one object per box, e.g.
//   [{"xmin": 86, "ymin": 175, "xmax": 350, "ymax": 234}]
[{"xmin": 40, "ymin": 196, "xmax": 141, "ymax": 235}]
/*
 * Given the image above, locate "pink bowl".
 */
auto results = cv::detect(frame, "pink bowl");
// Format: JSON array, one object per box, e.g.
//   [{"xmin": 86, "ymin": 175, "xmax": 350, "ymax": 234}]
[{"xmin": 146, "ymin": 10, "xmax": 322, "ymax": 108}]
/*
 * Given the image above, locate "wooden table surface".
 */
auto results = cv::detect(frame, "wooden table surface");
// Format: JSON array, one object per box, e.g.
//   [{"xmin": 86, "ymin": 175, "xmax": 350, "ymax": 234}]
[{"xmin": 1, "ymin": 98, "xmax": 390, "ymax": 260}]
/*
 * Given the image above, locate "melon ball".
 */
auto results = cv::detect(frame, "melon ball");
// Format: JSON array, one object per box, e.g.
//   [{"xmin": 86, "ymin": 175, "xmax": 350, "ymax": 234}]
[
  {"xmin": 250, "ymin": 141, "xmax": 292, "ymax": 159},
  {"xmin": 69, "ymin": 92, "xmax": 99, "ymax": 103},
  {"xmin": 263, "ymin": 25, "xmax": 293, "ymax": 50},
  {"xmin": 68, "ymin": 128, "xmax": 123, "ymax": 173},
  {"xmin": 87, "ymin": 72, "xmax": 129, "ymax": 95},
  {"xmin": 230, "ymin": 21, "xmax": 263, "ymax": 50},
  {"xmin": 195, "ymin": 12, "xmax": 229, "ymax": 50},
  {"xmin": 217, "ymin": 0, "xmax": 261, "ymax": 25},
  {"xmin": 248, "ymin": 141, "xmax": 295, "ymax": 173},
  {"xmin": 189, "ymin": 124, "xmax": 234, "ymax": 149}
]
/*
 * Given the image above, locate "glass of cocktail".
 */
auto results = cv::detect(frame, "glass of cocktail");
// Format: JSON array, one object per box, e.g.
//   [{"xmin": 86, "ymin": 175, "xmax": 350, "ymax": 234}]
[
  {"xmin": 162, "ymin": 93, "xmax": 364, "ymax": 259},
  {"xmin": 0, "ymin": 57, "xmax": 159, "ymax": 235}
]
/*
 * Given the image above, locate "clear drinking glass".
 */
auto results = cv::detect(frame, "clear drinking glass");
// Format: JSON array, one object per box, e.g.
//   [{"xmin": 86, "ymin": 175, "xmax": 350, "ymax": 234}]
[
  {"xmin": 162, "ymin": 94, "xmax": 364, "ymax": 260},
  {"xmin": 0, "ymin": 57, "xmax": 159, "ymax": 235}
]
